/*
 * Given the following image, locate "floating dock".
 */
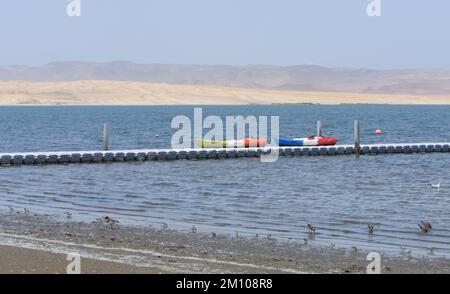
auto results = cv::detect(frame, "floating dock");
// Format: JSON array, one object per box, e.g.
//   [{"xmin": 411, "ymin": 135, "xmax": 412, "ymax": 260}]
[{"xmin": 0, "ymin": 142, "xmax": 449, "ymax": 166}]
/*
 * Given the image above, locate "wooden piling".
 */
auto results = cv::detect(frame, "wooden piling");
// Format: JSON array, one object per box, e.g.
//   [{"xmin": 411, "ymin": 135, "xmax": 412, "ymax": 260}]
[
  {"xmin": 317, "ymin": 120, "xmax": 322, "ymax": 137},
  {"xmin": 102, "ymin": 123, "xmax": 109, "ymax": 151},
  {"xmin": 354, "ymin": 119, "xmax": 360, "ymax": 156}
]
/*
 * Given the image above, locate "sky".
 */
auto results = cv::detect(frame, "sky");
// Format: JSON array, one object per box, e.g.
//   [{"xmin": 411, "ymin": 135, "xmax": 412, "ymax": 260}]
[{"xmin": 0, "ymin": 0, "xmax": 449, "ymax": 69}]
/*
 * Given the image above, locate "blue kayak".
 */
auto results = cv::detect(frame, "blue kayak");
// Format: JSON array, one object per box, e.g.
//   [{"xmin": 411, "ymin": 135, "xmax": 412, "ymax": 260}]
[{"xmin": 277, "ymin": 137, "xmax": 337, "ymax": 146}]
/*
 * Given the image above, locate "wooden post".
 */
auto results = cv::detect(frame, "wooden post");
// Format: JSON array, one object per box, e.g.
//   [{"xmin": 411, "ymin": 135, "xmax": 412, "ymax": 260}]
[
  {"xmin": 317, "ymin": 120, "xmax": 322, "ymax": 137},
  {"xmin": 354, "ymin": 119, "xmax": 360, "ymax": 157},
  {"xmin": 102, "ymin": 123, "xmax": 109, "ymax": 151}
]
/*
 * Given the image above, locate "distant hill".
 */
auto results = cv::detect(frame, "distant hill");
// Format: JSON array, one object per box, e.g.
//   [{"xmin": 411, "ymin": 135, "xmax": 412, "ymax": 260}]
[
  {"xmin": 2, "ymin": 80, "xmax": 449, "ymax": 105},
  {"xmin": 1, "ymin": 62, "xmax": 450, "ymax": 96}
]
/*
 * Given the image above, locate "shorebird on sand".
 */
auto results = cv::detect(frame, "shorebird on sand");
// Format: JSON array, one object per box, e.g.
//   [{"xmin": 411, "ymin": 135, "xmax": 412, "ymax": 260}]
[
  {"xmin": 368, "ymin": 224, "xmax": 374, "ymax": 234},
  {"xmin": 105, "ymin": 216, "xmax": 119, "ymax": 224},
  {"xmin": 419, "ymin": 221, "xmax": 432, "ymax": 233},
  {"xmin": 96, "ymin": 216, "xmax": 119, "ymax": 224},
  {"xmin": 267, "ymin": 234, "xmax": 276, "ymax": 241}
]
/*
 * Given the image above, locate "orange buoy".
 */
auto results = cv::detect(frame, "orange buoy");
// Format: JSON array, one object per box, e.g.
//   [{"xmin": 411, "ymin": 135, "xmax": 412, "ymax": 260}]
[{"xmin": 375, "ymin": 129, "xmax": 382, "ymax": 135}]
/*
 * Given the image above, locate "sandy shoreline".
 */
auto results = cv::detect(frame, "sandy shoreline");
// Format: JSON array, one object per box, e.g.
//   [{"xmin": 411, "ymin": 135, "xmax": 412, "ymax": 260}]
[
  {"xmin": 0, "ymin": 244, "xmax": 164, "ymax": 274},
  {"xmin": 1, "ymin": 80, "xmax": 450, "ymax": 105},
  {"xmin": 1, "ymin": 212, "xmax": 449, "ymax": 274}
]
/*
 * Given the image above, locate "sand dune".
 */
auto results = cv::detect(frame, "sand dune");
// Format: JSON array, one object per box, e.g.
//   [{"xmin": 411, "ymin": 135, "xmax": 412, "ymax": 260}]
[{"xmin": 1, "ymin": 80, "xmax": 450, "ymax": 105}]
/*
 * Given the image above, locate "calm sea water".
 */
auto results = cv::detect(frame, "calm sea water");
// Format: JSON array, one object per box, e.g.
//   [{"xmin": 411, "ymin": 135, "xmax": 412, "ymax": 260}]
[{"xmin": 1, "ymin": 105, "xmax": 450, "ymax": 258}]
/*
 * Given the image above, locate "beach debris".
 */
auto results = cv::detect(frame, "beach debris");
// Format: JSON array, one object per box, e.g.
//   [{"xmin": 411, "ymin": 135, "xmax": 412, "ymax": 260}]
[
  {"xmin": 375, "ymin": 129, "xmax": 382, "ymax": 135},
  {"xmin": 418, "ymin": 221, "xmax": 432, "ymax": 233},
  {"xmin": 368, "ymin": 224, "xmax": 374, "ymax": 234},
  {"xmin": 430, "ymin": 182, "xmax": 441, "ymax": 191},
  {"xmin": 307, "ymin": 224, "xmax": 316, "ymax": 233},
  {"xmin": 161, "ymin": 223, "xmax": 168, "ymax": 229},
  {"xmin": 191, "ymin": 225, "xmax": 197, "ymax": 233},
  {"xmin": 96, "ymin": 216, "xmax": 119, "ymax": 225}
]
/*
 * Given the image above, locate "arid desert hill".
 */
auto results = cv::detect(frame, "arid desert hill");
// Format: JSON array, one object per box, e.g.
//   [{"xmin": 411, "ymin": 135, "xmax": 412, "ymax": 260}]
[
  {"xmin": 1, "ymin": 80, "xmax": 450, "ymax": 105},
  {"xmin": 2, "ymin": 62, "xmax": 450, "ymax": 96}
]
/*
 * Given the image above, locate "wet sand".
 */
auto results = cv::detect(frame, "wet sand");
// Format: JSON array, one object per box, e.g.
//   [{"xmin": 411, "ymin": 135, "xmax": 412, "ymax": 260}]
[
  {"xmin": 1, "ymin": 80, "xmax": 450, "ymax": 105},
  {"xmin": 0, "ymin": 245, "xmax": 164, "ymax": 274},
  {"xmin": 0, "ymin": 212, "xmax": 449, "ymax": 274}
]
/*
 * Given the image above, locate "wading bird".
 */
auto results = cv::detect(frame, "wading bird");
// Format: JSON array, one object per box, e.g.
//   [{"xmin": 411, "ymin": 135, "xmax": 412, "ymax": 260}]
[
  {"xmin": 419, "ymin": 221, "xmax": 432, "ymax": 233},
  {"xmin": 307, "ymin": 224, "xmax": 316, "ymax": 233}
]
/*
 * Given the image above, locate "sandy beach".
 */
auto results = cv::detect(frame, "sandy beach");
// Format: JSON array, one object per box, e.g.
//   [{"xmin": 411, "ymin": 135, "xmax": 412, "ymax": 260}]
[
  {"xmin": 1, "ymin": 211, "xmax": 449, "ymax": 274},
  {"xmin": 0, "ymin": 245, "xmax": 164, "ymax": 274},
  {"xmin": 1, "ymin": 80, "xmax": 450, "ymax": 105}
]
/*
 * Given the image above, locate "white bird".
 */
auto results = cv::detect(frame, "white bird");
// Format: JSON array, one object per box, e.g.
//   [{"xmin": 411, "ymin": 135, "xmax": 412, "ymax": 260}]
[{"xmin": 430, "ymin": 182, "xmax": 441, "ymax": 190}]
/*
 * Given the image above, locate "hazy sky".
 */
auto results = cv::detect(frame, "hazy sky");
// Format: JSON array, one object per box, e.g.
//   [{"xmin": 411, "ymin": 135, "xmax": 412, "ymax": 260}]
[{"xmin": 0, "ymin": 0, "xmax": 449, "ymax": 69}]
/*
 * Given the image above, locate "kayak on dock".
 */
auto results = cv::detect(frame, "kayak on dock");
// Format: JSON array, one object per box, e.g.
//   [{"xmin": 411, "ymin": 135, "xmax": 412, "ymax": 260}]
[
  {"xmin": 197, "ymin": 136, "xmax": 336, "ymax": 148},
  {"xmin": 198, "ymin": 138, "xmax": 267, "ymax": 148},
  {"xmin": 277, "ymin": 136, "xmax": 337, "ymax": 146}
]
